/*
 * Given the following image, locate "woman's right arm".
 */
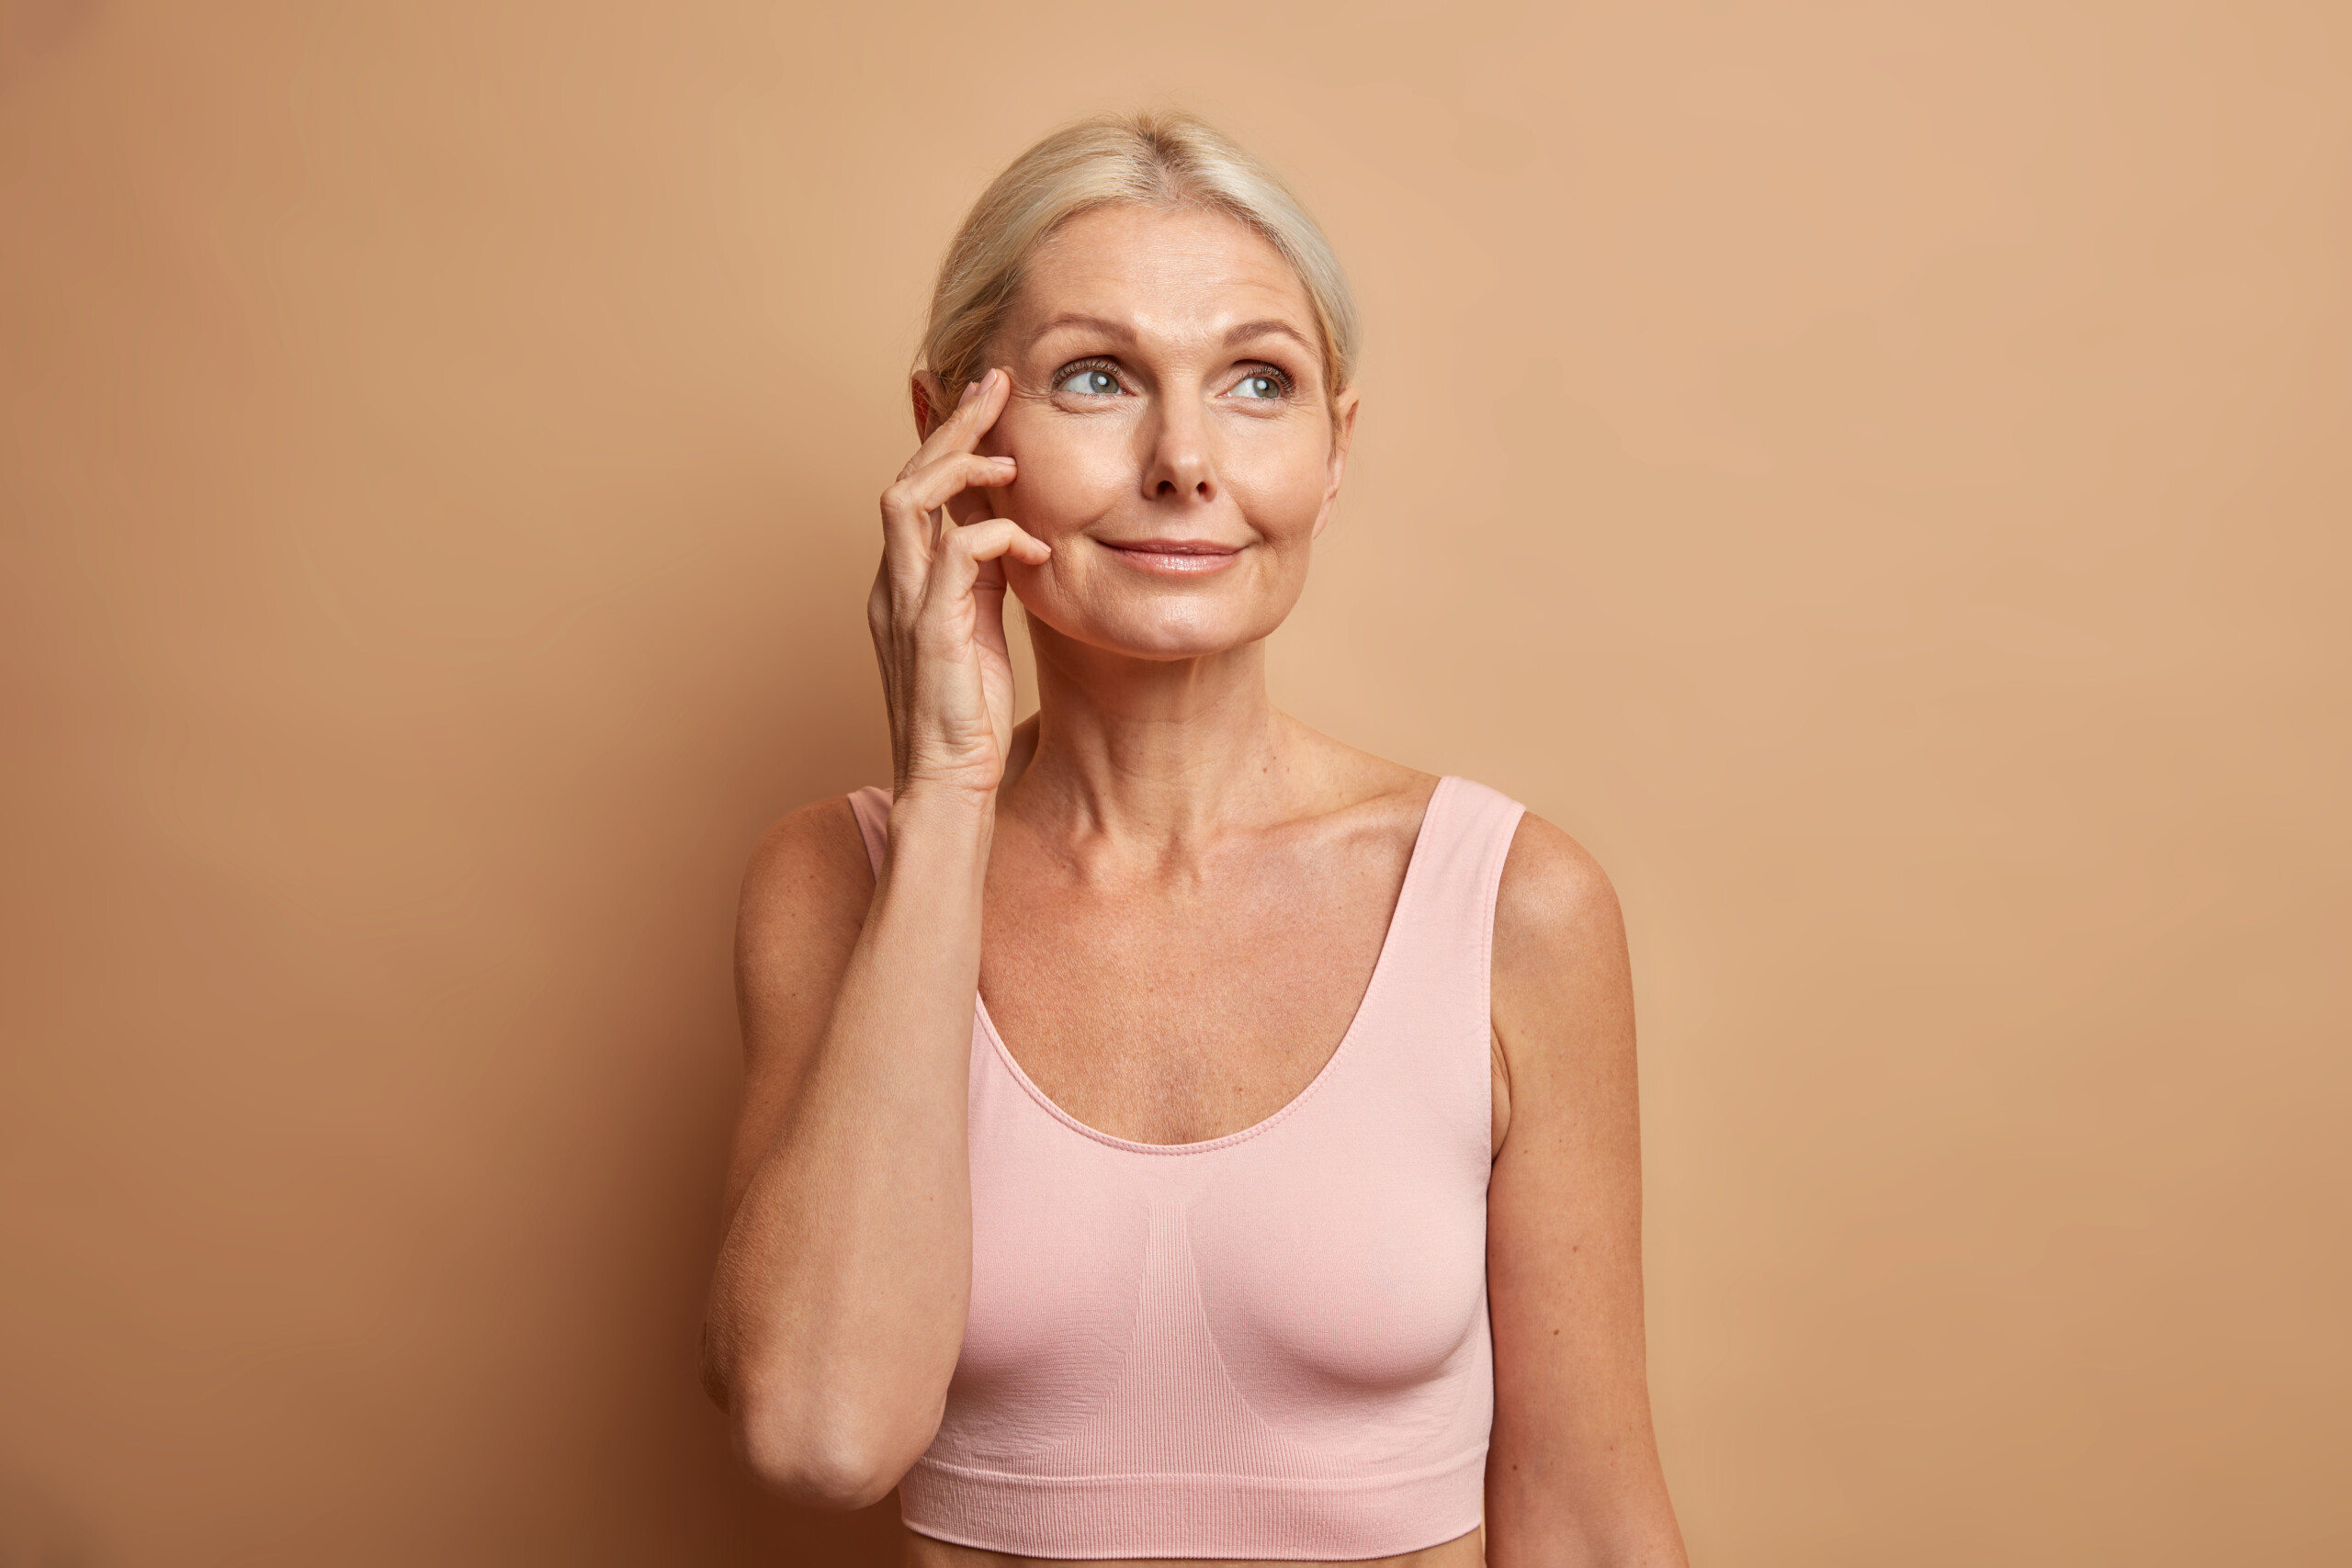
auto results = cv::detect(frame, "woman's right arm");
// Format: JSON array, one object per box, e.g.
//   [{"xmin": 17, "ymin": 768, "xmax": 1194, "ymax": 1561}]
[{"xmin": 699, "ymin": 368, "xmax": 1044, "ymax": 1508}]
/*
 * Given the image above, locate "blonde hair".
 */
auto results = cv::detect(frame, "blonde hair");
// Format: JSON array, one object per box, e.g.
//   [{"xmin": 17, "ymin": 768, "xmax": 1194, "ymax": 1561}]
[{"xmin": 919, "ymin": 109, "xmax": 1359, "ymax": 409}]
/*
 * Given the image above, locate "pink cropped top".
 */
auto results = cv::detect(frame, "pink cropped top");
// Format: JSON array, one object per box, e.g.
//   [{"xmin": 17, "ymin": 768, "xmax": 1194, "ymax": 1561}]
[{"xmin": 846, "ymin": 775, "xmax": 1526, "ymax": 1562}]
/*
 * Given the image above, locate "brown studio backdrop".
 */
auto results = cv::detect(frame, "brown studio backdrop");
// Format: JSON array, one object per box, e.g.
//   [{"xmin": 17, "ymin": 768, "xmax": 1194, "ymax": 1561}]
[{"xmin": 3, "ymin": 1, "xmax": 2346, "ymax": 1562}]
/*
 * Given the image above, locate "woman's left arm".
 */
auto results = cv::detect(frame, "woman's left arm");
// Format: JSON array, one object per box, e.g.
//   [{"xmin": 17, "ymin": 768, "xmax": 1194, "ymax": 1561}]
[{"xmin": 1485, "ymin": 815, "xmax": 1689, "ymax": 1568}]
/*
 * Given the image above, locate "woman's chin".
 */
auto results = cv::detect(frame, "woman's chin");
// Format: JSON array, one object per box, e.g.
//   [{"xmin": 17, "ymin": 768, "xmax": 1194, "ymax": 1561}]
[{"xmin": 1018, "ymin": 597, "xmax": 1284, "ymax": 665}]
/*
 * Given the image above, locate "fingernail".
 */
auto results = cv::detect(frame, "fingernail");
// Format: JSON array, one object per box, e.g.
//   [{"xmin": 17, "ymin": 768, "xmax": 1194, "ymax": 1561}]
[{"xmin": 956, "ymin": 378, "xmax": 979, "ymax": 408}]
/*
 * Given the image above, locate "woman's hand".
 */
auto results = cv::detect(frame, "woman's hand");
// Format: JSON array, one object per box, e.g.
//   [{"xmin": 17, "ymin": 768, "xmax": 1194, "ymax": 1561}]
[{"xmin": 867, "ymin": 367, "xmax": 1049, "ymax": 805}]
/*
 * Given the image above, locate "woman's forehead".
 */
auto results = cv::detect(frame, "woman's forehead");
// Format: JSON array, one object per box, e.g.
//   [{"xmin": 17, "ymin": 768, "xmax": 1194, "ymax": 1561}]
[{"xmin": 1010, "ymin": 205, "xmax": 1316, "ymax": 350}]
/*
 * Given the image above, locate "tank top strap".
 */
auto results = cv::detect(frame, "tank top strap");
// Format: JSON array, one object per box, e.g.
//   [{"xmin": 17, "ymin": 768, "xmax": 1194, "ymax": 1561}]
[
  {"xmin": 846, "ymin": 785, "xmax": 892, "ymax": 876},
  {"xmin": 1367, "ymin": 775, "xmax": 1529, "ymax": 1041}
]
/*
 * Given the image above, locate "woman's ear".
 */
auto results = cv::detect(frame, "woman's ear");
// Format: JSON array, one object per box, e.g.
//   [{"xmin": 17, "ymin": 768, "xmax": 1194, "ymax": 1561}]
[
  {"xmin": 1312, "ymin": 387, "xmax": 1362, "ymax": 541},
  {"xmin": 910, "ymin": 372, "xmax": 947, "ymax": 440}
]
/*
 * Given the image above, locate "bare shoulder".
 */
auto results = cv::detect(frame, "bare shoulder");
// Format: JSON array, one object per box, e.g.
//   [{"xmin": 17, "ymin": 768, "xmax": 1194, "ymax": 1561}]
[
  {"xmin": 742, "ymin": 795, "xmax": 873, "ymax": 904},
  {"xmin": 735, "ymin": 795, "xmax": 876, "ymax": 1019},
  {"xmin": 1490, "ymin": 811, "xmax": 1634, "ymax": 1102},
  {"xmin": 1495, "ymin": 810, "xmax": 1625, "ymax": 963}
]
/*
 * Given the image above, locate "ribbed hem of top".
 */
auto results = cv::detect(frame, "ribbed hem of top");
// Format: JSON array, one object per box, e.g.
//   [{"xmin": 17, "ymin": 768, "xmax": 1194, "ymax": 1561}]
[{"xmin": 898, "ymin": 1447, "xmax": 1487, "ymax": 1562}]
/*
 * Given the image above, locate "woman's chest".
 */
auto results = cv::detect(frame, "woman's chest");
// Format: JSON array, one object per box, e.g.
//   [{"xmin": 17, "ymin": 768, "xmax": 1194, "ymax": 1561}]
[
  {"xmin": 951, "ymin": 1116, "xmax": 1493, "ymax": 1430},
  {"xmin": 951, "ymin": 845, "xmax": 1501, "ymax": 1454},
  {"xmin": 978, "ymin": 843, "xmax": 1408, "ymax": 1146}
]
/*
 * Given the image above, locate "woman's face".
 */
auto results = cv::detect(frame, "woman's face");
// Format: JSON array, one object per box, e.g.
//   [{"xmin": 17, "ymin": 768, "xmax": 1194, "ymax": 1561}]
[{"xmin": 938, "ymin": 202, "xmax": 1357, "ymax": 663}]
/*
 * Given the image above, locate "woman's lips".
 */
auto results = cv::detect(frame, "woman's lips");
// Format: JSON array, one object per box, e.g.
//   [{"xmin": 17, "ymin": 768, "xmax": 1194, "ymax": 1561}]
[{"xmin": 1098, "ymin": 539, "xmax": 1243, "ymax": 576}]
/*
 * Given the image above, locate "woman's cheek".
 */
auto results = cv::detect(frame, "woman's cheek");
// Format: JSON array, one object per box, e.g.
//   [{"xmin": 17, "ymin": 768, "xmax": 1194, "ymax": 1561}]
[
  {"xmin": 1007, "ymin": 440, "xmax": 1121, "ymax": 544},
  {"xmin": 1231, "ymin": 468, "xmax": 1327, "ymax": 549},
  {"xmin": 1227, "ymin": 424, "xmax": 1335, "ymax": 537}
]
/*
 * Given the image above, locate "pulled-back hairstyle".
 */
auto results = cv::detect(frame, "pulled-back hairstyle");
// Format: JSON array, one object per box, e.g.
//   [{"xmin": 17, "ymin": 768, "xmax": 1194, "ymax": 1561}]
[{"xmin": 919, "ymin": 109, "xmax": 1359, "ymax": 410}]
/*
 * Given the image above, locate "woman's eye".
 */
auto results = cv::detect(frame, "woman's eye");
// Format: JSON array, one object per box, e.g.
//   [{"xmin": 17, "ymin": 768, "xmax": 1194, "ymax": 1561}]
[
  {"xmin": 1233, "ymin": 372, "xmax": 1285, "ymax": 400},
  {"xmin": 1056, "ymin": 367, "xmax": 1123, "ymax": 396}
]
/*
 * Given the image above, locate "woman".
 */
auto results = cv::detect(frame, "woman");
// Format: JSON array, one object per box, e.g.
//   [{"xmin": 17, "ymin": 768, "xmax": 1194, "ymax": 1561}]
[{"xmin": 702, "ymin": 112, "xmax": 1686, "ymax": 1568}]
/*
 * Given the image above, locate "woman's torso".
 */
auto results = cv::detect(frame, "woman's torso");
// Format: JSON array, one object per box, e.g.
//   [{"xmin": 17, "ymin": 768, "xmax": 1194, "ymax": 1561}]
[{"xmin": 854, "ymin": 752, "xmax": 1518, "ymax": 1568}]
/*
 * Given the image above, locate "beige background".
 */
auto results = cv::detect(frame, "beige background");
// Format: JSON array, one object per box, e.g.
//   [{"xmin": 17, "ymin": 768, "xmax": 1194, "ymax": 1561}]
[{"xmin": 4, "ymin": 1, "xmax": 2347, "ymax": 1562}]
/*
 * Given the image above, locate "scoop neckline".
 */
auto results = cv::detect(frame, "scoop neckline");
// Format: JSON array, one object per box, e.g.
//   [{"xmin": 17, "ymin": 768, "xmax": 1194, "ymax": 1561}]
[{"xmin": 970, "ymin": 774, "xmax": 1455, "ymax": 1156}]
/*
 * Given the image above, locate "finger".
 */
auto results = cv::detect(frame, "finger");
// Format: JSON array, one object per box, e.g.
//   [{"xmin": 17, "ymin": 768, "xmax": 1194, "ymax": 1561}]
[
  {"xmin": 899, "ymin": 366, "xmax": 1015, "ymax": 476},
  {"xmin": 878, "ymin": 451, "xmax": 1019, "ymax": 566},
  {"xmin": 921, "ymin": 519, "xmax": 1052, "ymax": 615},
  {"xmin": 892, "ymin": 449, "xmax": 1018, "ymax": 522},
  {"xmin": 944, "ymin": 517, "xmax": 1053, "ymax": 567}
]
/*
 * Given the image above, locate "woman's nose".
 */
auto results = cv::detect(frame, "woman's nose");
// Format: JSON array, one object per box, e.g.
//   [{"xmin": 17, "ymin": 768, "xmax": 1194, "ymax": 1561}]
[{"xmin": 1144, "ymin": 406, "xmax": 1217, "ymax": 502}]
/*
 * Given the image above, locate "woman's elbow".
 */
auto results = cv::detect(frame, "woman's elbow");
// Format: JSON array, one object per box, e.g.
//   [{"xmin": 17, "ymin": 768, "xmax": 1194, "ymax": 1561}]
[
  {"xmin": 739, "ymin": 1433, "xmax": 904, "ymax": 1512},
  {"xmin": 729, "ymin": 1376, "xmax": 928, "ymax": 1511}
]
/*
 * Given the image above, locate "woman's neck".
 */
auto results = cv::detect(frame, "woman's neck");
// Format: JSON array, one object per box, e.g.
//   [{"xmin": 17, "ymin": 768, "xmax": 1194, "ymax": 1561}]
[{"xmin": 1009, "ymin": 619, "xmax": 1301, "ymax": 842}]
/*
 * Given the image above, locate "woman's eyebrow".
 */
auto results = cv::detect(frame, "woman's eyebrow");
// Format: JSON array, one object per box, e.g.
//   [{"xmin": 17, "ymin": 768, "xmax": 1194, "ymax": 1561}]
[
  {"xmin": 1029, "ymin": 312, "xmax": 1136, "ymax": 344},
  {"xmin": 1224, "ymin": 320, "xmax": 1316, "ymax": 355}
]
